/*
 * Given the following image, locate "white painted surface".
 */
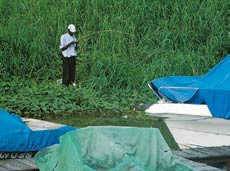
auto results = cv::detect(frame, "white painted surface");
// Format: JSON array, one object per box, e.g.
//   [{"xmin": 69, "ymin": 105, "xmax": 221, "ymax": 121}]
[
  {"xmin": 145, "ymin": 103, "xmax": 212, "ymax": 117},
  {"xmin": 146, "ymin": 103, "xmax": 230, "ymax": 149},
  {"xmin": 23, "ymin": 118, "xmax": 63, "ymax": 130}
]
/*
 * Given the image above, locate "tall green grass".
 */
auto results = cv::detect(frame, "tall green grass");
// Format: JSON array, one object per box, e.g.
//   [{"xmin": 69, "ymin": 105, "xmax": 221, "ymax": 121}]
[{"xmin": 1, "ymin": 0, "xmax": 230, "ymax": 102}]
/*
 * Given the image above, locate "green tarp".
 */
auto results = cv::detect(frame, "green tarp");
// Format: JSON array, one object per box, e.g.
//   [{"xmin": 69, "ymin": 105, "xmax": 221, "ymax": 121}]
[{"xmin": 34, "ymin": 126, "xmax": 196, "ymax": 171}]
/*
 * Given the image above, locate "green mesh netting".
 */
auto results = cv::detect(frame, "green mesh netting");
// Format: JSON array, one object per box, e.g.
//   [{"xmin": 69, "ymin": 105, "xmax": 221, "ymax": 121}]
[{"xmin": 34, "ymin": 126, "xmax": 196, "ymax": 171}]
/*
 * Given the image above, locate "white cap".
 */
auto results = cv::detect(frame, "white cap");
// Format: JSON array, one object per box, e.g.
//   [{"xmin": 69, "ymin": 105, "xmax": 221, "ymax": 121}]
[{"xmin": 67, "ymin": 24, "xmax": 76, "ymax": 32}]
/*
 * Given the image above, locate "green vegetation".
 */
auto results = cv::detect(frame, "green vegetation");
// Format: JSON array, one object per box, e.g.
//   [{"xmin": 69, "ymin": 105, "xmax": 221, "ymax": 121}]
[
  {"xmin": 1, "ymin": 0, "xmax": 229, "ymax": 115},
  {"xmin": 0, "ymin": 1, "xmax": 230, "ymax": 147},
  {"xmin": 0, "ymin": 77, "xmax": 144, "ymax": 117}
]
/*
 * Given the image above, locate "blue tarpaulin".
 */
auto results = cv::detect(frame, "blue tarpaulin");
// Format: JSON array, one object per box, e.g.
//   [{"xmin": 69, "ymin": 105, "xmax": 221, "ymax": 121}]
[
  {"xmin": 0, "ymin": 109, "xmax": 76, "ymax": 152},
  {"xmin": 149, "ymin": 54, "xmax": 230, "ymax": 119}
]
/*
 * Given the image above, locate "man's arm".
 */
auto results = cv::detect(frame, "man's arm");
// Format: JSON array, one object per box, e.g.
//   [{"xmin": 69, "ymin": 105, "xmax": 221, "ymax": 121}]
[{"xmin": 60, "ymin": 41, "xmax": 76, "ymax": 51}]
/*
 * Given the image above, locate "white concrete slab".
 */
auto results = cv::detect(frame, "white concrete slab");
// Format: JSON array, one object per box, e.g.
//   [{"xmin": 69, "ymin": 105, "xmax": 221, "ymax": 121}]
[{"xmin": 146, "ymin": 103, "xmax": 230, "ymax": 149}]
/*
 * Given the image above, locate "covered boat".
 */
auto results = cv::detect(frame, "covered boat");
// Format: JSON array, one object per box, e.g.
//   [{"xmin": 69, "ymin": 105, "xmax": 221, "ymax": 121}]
[
  {"xmin": 0, "ymin": 109, "xmax": 76, "ymax": 152},
  {"xmin": 149, "ymin": 54, "xmax": 230, "ymax": 119}
]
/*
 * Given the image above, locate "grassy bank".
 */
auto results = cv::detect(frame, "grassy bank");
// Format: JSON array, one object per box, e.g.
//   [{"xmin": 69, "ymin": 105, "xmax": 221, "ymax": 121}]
[{"xmin": 1, "ymin": 0, "xmax": 230, "ymax": 116}]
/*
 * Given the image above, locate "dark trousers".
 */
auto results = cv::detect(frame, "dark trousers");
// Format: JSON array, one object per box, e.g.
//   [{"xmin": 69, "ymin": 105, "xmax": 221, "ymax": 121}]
[{"xmin": 62, "ymin": 56, "xmax": 76, "ymax": 86}]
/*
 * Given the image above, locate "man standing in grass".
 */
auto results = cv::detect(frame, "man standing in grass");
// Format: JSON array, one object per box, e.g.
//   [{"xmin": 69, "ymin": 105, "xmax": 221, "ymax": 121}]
[{"xmin": 59, "ymin": 24, "xmax": 78, "ymax": 86}]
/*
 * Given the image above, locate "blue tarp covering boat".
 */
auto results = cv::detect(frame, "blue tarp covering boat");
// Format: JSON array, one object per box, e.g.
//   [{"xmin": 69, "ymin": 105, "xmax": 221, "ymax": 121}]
[
  {"xmin": 0, "ymin": 110, "xmax": 76, "ymax": 152},
  {"xmin": 149, "ymin": 54, "xmax": 230, "ymax": 119}
]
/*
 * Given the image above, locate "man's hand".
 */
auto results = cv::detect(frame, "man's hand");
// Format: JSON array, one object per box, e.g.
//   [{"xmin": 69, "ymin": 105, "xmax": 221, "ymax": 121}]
[
  {"xmin": 61, "ymin": 41, "xmax": 77, "ymax": 51},
  {"xmin": 70, "ymin": 41, "xmax": 76, "ymax": 45}
]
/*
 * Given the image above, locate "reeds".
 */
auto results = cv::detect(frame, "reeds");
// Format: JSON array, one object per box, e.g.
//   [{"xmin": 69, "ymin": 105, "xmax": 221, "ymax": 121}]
[{"xmin": 1, "ymin": 0, "xmax": 230, "ymax": 93}]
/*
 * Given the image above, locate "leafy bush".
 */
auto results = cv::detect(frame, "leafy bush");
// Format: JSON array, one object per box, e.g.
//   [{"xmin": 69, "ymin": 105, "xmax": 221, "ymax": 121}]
[{"xmin": 0, "ymin": 77, "xmax": 151, "ymax": 116}]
